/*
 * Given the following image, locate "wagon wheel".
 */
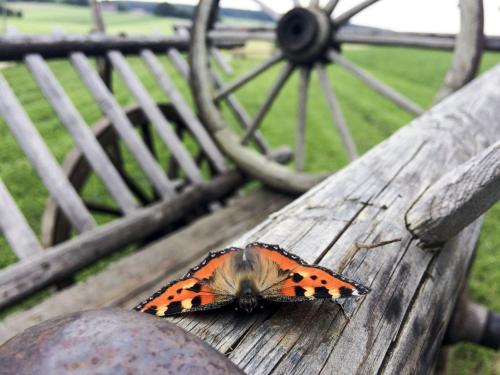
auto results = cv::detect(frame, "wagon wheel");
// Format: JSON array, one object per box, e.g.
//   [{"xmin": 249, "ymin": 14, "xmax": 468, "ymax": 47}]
[
  {"xmin": 41, "ymin": 104, "xmax": 218, "ymax": 247},
  {"xmin": 190, "ymin": 0, "xmax": 483, "ymax": 194}
]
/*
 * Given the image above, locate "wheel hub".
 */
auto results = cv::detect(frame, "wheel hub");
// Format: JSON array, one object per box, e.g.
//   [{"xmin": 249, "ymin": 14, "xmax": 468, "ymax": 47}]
[{"xmin": 277, "ymin": 7, "xmax": 332, "ymax": 65}]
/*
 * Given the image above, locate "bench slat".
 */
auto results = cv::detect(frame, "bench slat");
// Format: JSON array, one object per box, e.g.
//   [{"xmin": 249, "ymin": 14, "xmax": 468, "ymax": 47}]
[
  {"xmin": 0, "ymin": 74, "xmax": 95, "ymax": 233},
  {"xmin": 25, "ymin": 54, "xmax": 139, "ymax": 214},
  {"xmin": 0, "ymin": 180, "xmax": 43, "ymax": 259},
  {"xmin": 108, "ymin": 50, "xmax": 203, "ymax": 183},
  {"xmin": 140, "ymin": 49, "xmax": 227, "ymax": 173},
  {"xmin": 70, "ymin": 52, "xmax": 177, "ymax": 199}
]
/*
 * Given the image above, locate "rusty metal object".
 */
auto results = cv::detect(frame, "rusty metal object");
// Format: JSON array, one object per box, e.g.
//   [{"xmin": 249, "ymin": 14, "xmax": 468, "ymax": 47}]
[{"xmin": 0, "ymin": 309, "xmax": 243, "ymax": 374}]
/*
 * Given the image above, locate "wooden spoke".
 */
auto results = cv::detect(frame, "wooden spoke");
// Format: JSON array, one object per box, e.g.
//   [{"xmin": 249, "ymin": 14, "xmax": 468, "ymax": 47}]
[
  {"xmin": 334, "ymin": 0, "xmax": 380, "ymax": 25},
  {"xmin": 167, "ymin": 48, "xmax": 271, "ymax": 154},
  {"xmin": 253, "ymin": 0, "xmax": 280, "ymax": 20},
  {"xmin": 328, "ymin": 50, "xmax": 423, "ymax": 116},
  {"xmin": 210, "ymin": 47, "xmax": 233, "ymax": 75},
  {"xmin": 296, "ymin": 67, "xmax": 311, "ymax": 171},
  {"xmin": 310, "ymin": 0, "xmax": 320, "ymax": 7},
  {"xmin": 316, "ymin": 63, "xmax": 358, "ymax": 161},
  {"xmin": 84, "ymin": 201, "xmax": 123, "ymax": 217},
  {"xmin": 214, "ymin": 51, "xmax": 284, "ymax": 101},
  {"xmin": 293, "ymin": 0, "xmax": 300, "ymax": 6},
  {"xmin": 242, "ymin": 63, "xmax": 295, "ymax": 145},
  {"xmin": 324, "ymin": 0, "xmax": 340, "ymax": 15}
]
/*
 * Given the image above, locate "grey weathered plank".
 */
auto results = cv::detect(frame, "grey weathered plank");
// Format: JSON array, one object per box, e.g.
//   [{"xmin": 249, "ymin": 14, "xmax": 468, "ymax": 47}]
[
  {"xmin": 140, "ymin": 49, "xmax": 227, "ymax": 173},
  {"xmin": 406, "ymin": 140, "xmax": 500, "ymax": 246},
  {"xmin": 108, "ymin": 50, "xmax": 203, "ymax": 183},
  {"xmin": 0, "ymin": 73, "xmax": 96, "ymax": 233},
  {"xmin": 166, "ymin": 65, "xmax": 500, "ymax": 374},
  {"xmin": 0, "ymin": 189, "xmax": 291, "ymax": 344},
  {"xmin": 0, "ymin": 180, "xmax": 43, "ymax": 259},
  {"xmin": 70, "ymin": 52, "xmax": 177, "ymax": 199},
  {"xmin": 0, "ymin": 171, "xmax": 243, "ymax": 309},
  {"xmin": 25, "ymin": 54, "xmax": 138, "ymax": 214}
]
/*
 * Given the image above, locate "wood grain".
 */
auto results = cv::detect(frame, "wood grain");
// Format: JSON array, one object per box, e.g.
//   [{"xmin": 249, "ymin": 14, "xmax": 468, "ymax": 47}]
[
  {"xmin": 167, "ymin": 65, "xmax": 500, "ymax": 374},
  {"xmin": 406, "ymin": 140, "xmax": 500, "ymax": 246}
]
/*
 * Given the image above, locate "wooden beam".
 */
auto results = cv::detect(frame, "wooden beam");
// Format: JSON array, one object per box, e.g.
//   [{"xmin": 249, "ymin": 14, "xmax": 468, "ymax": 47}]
[
  {"xmin": 0, "ymin": 180, "xmax": 43, "ymax": 259},
  {"xmin": 0, "ymin": 34, "xmax": 240, "ymax": 61},
  {"xmin": 108, "ymin": 50, "xmax": 203, "ymax": 183},
  {"xmin": 406, "ymin": 140, "xmax": 500, "ymax": 246},
  {"xmin": 0, "ymin": 73, "xmax": 96, "ymax": 233},
  {"xmin": 25, "ymin": 54, "xmax": 138, "ymax": 214}
]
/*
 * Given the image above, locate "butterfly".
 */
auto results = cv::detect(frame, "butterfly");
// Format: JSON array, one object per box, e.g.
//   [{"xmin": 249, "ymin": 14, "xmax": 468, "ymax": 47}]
[{"xmin": 134, "ymin": 242, "xmax": 380, "ymax": 317}]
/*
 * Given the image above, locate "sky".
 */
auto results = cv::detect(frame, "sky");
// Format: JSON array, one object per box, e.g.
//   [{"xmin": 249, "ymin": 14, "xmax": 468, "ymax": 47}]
[{"xmin": 172, "ymin": 0, "xmax": 500, "ymax": 36}]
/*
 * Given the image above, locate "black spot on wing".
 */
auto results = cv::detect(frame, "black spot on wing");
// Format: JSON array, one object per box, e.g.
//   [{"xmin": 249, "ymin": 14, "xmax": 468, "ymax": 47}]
[
  {"xmin": 191, "ymin": 296, "xmax": 202, "ymax": 307},
  {"xmin": 187, "ymin": 283, "xmax": 202, "ymax": 292},
  {"xmin": 314, "ymin": 287, "xmax": 331, "ymax": 299},
  {"xmin": 143, "ymin": 306, "xmax": 157, "ymax": 315},
  {"xmin": 310, "ymin": 275, "xmax": 318, "ymax": 280},
  {"xmin": 292, "ymin": 273, "xmax": 304, "ymax": 282},
  {"xmin": 294, "ymin": 286, "xmax": 306, "ymax": 297},
  {"xmin": 165, "ymin": 301, "xmax": 182, "ymax": 315},
  {"xmin": 339, "ymin": 286, "xmax": 353, "ymax": 297}
]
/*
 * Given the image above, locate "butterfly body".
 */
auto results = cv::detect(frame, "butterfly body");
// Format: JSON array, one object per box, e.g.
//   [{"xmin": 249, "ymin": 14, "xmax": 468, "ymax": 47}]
[{"xmin": 135, "ymin": 243, "xmax": 371, "ymax": 317}]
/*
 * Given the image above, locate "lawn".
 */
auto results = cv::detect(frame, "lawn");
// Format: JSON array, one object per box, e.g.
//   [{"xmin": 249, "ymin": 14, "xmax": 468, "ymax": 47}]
[{"xmin": 0, "ymin": 3, "xmax": 499, "ymax": 374}]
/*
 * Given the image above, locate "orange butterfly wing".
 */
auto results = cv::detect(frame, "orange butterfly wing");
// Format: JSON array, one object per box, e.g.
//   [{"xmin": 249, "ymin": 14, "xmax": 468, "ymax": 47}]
[
  {"xmin": 247, "ymin": 242, "xmax": 370, "ymax": 302},
  {"xmin": 134, "ymin": 247, "xmax": 240, "ymax": 317}
]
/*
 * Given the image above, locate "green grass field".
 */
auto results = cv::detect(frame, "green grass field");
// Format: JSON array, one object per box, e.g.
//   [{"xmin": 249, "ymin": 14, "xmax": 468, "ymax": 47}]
[
  {"xmin": 3, "ymin": 2, "xmax": 175, "ymax": 34},
  {"xmin": 0, "ymin": 3, "xmax": 499, "ymax": 374}
]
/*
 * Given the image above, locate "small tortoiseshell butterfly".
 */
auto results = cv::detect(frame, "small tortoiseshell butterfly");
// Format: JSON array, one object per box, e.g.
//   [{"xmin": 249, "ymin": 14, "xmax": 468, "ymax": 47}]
[{"xmin": 134, "ymin": 242, "xmax": 391, "ymax": 317}]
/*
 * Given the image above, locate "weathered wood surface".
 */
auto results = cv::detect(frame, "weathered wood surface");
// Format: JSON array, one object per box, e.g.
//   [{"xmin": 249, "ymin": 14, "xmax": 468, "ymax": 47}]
[
  {"xmin": 164, "ymin": 65, "xmax": 500, "ymax": 374},
  {"xmin": 0, "ymin": 34, "xmax": 240, "ymax": 61},
  {"xmin": 406, "ymin": 140, "xmax": 500, "ymax": 247},
  {"xmin": 0, "ymin": 171, "xmax": 245, "ymax": 309},
  {"xmin": 0, "ymin": 189, "xmax": 292, "ymax": 344},
  {"xmin": 70, "ymin": 52, "xmax": 177, "ymax": 199},
  {"xmin": 108, "ymin": 50, "xmax": 203, "ymax": 183},
  {"xmin": 0, "ymin": 180, "xmax": 43, "ymax": 259},
  {"xmin": 26, "ymin": 54, "xmax": 139, "ymax": 214},
  {"xmin": 0, "ymin": 73, "xmax": 96, "ymax": 233}
]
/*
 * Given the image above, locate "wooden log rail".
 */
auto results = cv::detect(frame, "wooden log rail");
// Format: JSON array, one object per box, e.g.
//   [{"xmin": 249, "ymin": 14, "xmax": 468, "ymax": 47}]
[
  {"xmin": 406, "ymin": 140, "xmax": 500, "ymax": 246},
  {"xmin": 0, "ymin": 34, "xmax": 242, "ymax": 61},
  {"xmin": 165, "ymin": 65, "xmax": 500, "ymax": 374}
]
